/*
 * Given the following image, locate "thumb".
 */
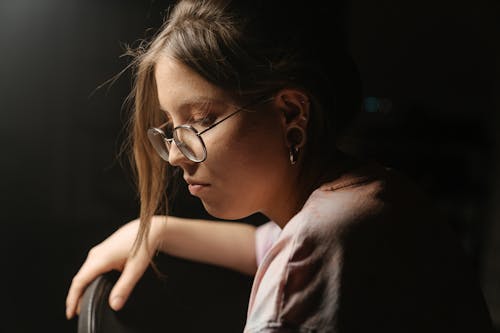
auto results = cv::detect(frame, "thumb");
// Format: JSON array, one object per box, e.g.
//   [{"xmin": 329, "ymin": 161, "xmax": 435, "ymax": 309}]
[{"xmin": 108, "ymin": 254, "xmax": 150, "ymax": 311}]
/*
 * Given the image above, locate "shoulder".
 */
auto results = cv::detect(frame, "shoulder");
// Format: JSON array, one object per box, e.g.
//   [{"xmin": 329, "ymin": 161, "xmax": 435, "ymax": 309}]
[
  {"xmin": 246, "ymin": 163, "xmax": 398, "ymax": 331},
  {"xmin": 246, "ymin": 163, "xmax": 492, "ymax": 332},
  {"xmin": 289, "ymin": 162, "xmax": 413, "ymax": 241}
]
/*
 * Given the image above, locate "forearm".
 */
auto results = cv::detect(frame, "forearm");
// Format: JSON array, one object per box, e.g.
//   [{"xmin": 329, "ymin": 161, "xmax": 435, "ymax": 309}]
[{"xmin": 152, "ymin": 216, "xmax": 258, "ymax": 276}]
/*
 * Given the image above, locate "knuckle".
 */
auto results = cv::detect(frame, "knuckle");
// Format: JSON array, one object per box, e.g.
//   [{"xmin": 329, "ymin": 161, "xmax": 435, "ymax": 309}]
[
  {"xmin": 87, "ymin": 246, "xmax": 99, "ymax": 258},
  {"xmin": 71, "ymin": 275, "xmax": 82, "ymax": 286}
]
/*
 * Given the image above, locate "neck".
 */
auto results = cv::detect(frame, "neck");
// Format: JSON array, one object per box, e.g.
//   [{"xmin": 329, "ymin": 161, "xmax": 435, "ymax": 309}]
[
  {"xmin": 263, "ymin": 191, "xmax": 302, "ymax": 228},
  {"xmin": 263, "ymin": 151, "xmax": 361, "ymax": 229},
  {"xmin": 308, "ymin": 150, "xmax": 362, "ymax": 192}
]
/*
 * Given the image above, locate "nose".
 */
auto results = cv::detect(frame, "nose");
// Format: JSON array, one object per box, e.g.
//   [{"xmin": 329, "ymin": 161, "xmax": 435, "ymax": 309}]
[{"xmin": 167, "ymin": 140, "xmax": 190, "ymax": 167}]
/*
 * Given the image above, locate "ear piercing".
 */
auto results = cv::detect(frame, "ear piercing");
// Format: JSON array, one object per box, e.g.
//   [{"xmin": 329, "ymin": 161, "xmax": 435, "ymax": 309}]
[
  {"xmin": 287, "ymin": 126, "xmax": 305, "ymax": 165},
  {"xmin": 290, "ymin": 145, "xmax": 299, "ymax": 165},
  {"xmin": 282, "ymin": 96, "xmax": 309, "ymax": 106}
]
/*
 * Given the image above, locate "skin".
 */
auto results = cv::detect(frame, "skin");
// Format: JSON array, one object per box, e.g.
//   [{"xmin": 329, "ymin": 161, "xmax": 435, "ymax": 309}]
[
  {"xmin": 65, "ymin": 54, "xmax": 311, "ymax": 320},
  {"xmin": 155, "ymin": 55, "xmax": 306, "ymax": 225},
  {"xmin": 66, "ymin": 216, "xmax": 258, "ymax": 319}
]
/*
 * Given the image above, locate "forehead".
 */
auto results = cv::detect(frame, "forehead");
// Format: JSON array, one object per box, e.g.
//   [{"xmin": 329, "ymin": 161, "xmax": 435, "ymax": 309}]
[{"xmin": 154, "ymin": 55, "xmax": 229, "ymax": 115}]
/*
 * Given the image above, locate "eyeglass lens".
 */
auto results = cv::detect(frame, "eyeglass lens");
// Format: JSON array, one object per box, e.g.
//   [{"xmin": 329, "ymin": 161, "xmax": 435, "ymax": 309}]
[
  {"xmin": 173, "ymin": 127, "xmax": 206, "ymax": 162},
  {"xmin": 147, "ymin": 127, "xmax": 206, "ymax": 162},
  {"xmin": 147, "ymin": 128, "xmax": 170, "ymax": 161}
]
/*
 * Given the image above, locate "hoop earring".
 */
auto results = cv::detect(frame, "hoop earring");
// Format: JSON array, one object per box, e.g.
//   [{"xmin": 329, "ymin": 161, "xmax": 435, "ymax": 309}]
[
  {"xmin": 289, "ymin": 145, "xmax": 299, "ymax": 165},
  {"xmin": 286, "ymin": 126, "xmax": 305, "ymax": 166}
]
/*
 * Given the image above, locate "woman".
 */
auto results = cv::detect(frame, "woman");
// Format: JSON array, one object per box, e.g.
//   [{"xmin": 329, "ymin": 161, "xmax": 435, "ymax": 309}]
[{"xmin": 66, "ymin": 0, "xmax": 492, "ymax": 331}]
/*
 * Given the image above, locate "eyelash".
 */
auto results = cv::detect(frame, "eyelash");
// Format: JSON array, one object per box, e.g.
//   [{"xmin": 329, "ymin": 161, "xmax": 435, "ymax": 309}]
[
  {"xmin": 195, "ymin": 114, "xmax": 217, "ymax": 126},
  {"xmin": 162, "ymin": 106, "xmax": 219, "ymax": 128}
]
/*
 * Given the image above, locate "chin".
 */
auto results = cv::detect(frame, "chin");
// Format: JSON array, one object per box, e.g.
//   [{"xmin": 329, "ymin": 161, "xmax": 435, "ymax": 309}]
[{"xmin": 201, "ymin": 201, "xmax": 254, "ymax": 221}]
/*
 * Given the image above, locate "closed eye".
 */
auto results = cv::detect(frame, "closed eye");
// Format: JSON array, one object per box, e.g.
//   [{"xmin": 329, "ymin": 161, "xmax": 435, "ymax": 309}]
[
  {"xmin": 161, "ymin": 99, "xmax": 230, "ymax": 129},
  {"xmin": 191, "ymin": 114, "xmax": 218, "ymax": 128}
]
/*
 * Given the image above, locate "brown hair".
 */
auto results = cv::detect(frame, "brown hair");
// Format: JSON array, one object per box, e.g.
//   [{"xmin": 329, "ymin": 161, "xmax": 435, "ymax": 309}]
[{"xmin": 126, "ymin": 0, "xmax": 362, "ymax": 254}]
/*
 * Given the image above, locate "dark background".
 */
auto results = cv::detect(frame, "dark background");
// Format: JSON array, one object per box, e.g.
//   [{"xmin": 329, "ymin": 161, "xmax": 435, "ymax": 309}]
[{"xmin": 0, "ymin": 0, "xmax": 498, "ymax": 332}]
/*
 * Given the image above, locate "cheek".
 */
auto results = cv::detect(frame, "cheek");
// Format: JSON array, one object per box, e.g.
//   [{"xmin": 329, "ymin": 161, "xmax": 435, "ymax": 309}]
[
  {"xmin": 202, "ymin": 113, "xmax": 289, "ymax": 211},
  {"xmin": 216, "ymin": 113, "xmax": 287, "ymax": 174},
  {"xmin": 201, "ymin": 147, "xmax": 287, "ymax": 220},
  {"xmin": 238, "ymin": 125, "xmax": 286, "ymax": 167}
]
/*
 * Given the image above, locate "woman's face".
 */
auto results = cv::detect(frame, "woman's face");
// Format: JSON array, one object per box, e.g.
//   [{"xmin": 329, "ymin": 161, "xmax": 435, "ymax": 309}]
[{"xmin": 154, "ymin": 55, "xmax": 293, "ymax": 220}]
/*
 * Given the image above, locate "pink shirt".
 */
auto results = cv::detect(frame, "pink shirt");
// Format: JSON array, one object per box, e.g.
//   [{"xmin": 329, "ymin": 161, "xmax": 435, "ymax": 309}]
[
  {"xmin": 244, "ymin": 163, "xmax": 492, "ymax": 332},
  {"xmin": 255, "ymin": 221, "xmax": 282, "ymax": 267}
]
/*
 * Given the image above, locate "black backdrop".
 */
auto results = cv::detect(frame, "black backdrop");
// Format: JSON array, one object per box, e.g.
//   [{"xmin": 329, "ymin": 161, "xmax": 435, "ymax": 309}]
[{"xmin": 1, "ymin": 0, "xmax": 499, "ymax": 332}]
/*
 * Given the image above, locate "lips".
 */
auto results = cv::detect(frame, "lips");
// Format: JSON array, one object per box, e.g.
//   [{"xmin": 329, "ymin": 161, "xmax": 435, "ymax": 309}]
[
  {"xmin": 184, "ymin": 177, "xmax": 209, "ymax": 186},
  {"xmin": 184, "ymin": 178, "xmax": 210, "ymax": 196},
  {"xmin": 187, "ymin": 184, "xmax": 209, "ymax": 196}
]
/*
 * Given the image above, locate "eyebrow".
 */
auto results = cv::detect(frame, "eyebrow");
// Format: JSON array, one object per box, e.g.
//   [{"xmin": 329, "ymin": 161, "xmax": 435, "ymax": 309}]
[{"xmin": 159, "ymin": 96, "xmax": 228, "ymax": 115}]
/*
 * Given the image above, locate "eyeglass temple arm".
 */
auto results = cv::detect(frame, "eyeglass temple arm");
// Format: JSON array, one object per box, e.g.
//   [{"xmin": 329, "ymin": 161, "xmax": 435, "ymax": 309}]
[
  {"xmin": 197, "ymin": 97, "xmax": 275, "ymax": 135},
  {"xmin": 197, "ymin": 108, "xmax": 242, "ymax": 135}
]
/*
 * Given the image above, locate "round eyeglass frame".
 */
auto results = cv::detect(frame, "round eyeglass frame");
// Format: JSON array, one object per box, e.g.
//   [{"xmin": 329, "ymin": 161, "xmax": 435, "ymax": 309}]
[{"xmin": 147, "ymin": 96, "xmax": 274, "ymax": 163}]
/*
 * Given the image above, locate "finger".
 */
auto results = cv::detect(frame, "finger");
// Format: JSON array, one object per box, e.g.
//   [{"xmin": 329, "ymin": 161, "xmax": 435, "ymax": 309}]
[
  {"xmin": 108, "ymin": 251, "xmax": 150, "ymax": 311},
  {"xmin": 65, "ymin": 257, "xmax": 115, "ymax": 320},
  {"xmin": 66, "ymin": 265, "xmax": 96, "ymax": 319},
  {"xmin": 66, "ymin": 274, "xmax": 89, "ymax": 319},
  {"xmin": 76, "ymin": 298, "xmax": 81, "ymax": 316}
]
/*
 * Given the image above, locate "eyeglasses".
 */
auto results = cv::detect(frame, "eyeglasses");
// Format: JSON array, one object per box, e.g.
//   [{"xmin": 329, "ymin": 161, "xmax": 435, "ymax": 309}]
[{"xmin": 147, "ymin": 97, "xmax": 273, "ymax": 163}]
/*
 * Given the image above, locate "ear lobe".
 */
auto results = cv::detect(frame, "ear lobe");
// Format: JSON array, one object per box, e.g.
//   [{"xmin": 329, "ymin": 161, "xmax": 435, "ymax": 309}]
[{"xmin": 286, "ymin": 125, "xmax": 306, "ymax": 149}]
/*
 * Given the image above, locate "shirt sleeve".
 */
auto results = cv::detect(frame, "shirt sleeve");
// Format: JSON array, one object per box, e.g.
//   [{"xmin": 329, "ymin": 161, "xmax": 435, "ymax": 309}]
[{"xmin": 255, "ymin": 221, "xmax": 282, "ymax": 268}]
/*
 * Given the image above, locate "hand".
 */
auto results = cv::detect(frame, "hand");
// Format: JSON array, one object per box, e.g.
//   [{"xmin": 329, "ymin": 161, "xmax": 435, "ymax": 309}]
[{"xmin": 65, "ymin": 217, "xmax": 163, "ymax": 320}]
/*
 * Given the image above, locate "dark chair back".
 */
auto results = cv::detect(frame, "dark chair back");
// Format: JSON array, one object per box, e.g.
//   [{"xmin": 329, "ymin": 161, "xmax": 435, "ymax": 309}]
[
  {"xmin": 78, "ymin": 272, "xmax": 136, "ymax": 333},
  {"xmin": 77, "ymin": 254, "xmax": 254, "ymax": 333}
]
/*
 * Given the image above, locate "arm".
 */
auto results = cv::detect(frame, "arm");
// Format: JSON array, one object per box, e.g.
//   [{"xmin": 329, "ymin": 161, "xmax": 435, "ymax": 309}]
[
  {"xmin": 156, "ymin": 216, "xmax": 258, "ymax": 276},
  {"xmin": 66, "ymin": 216, "xmax": 257, "ymax": 320}
]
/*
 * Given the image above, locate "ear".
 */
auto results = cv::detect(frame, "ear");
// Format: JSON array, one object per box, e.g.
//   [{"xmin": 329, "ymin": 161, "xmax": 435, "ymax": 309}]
[{"xmin": 275, "ymin": 89, "xmax": 310, "ymax": 148}]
